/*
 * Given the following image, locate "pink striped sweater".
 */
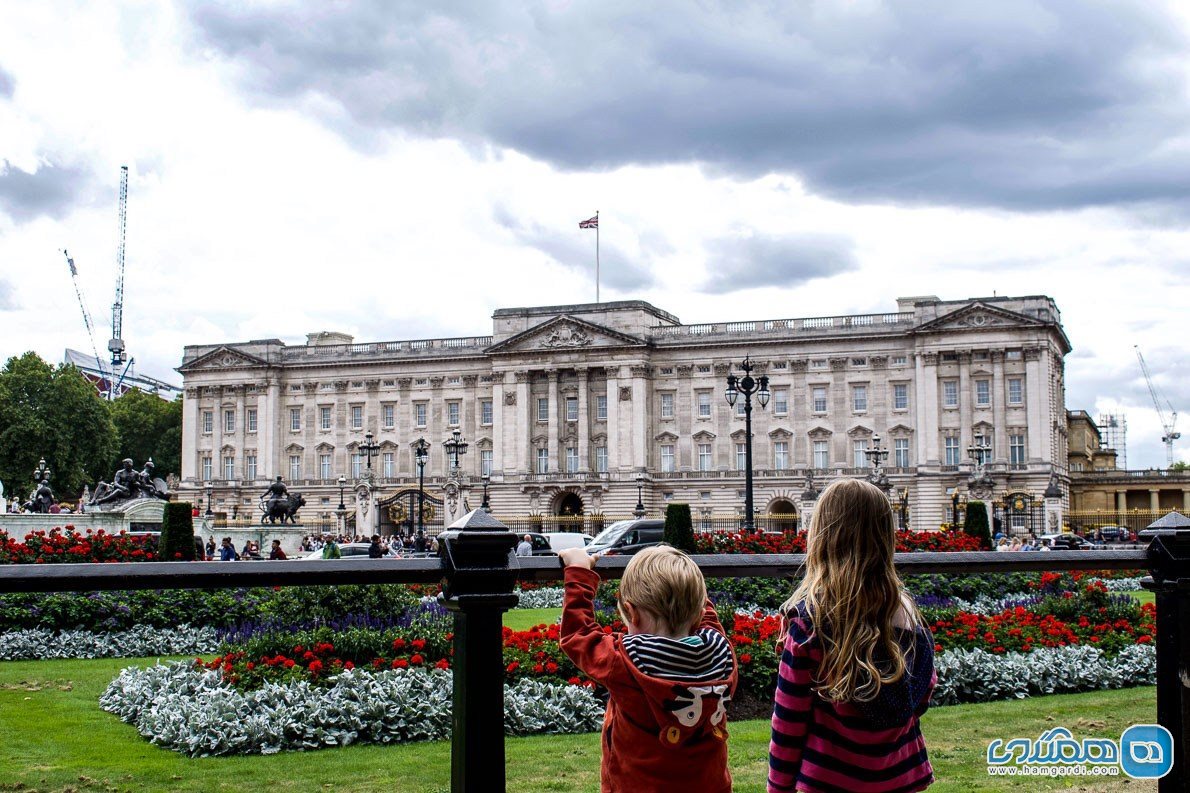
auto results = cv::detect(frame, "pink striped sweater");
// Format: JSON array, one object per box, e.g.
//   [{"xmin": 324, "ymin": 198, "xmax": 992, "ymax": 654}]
[{"xmin": 768, "ymin": 607, "xmax": 936, "ymax": 793}]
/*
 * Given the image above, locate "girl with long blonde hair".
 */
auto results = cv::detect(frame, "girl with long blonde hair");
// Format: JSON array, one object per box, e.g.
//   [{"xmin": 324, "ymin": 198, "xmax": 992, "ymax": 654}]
[{"xmin": 768, "ymin": 478, "xmax": 936, "ymax": 792}]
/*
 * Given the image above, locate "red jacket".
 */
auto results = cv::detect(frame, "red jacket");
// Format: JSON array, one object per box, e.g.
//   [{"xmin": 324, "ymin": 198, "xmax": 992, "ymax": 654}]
[{"xmin": 561, "ymin": 566, "xmax": 739, "ymax": 793}]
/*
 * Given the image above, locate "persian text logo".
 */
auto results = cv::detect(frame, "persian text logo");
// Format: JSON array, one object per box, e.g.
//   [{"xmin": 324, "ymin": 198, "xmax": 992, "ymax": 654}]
[
  {"xmin": 1119, "ymin": 724, "xmax": 1173, "ymax": 780},
  {"xmin": 986, "ymin": 725, "xmax": 1174, "ymax": 780}
]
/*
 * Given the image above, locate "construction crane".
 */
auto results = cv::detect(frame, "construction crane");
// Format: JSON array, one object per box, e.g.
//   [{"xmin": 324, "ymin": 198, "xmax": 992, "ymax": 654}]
[
  {"xmin": 1136, "ymin": 346, "xmax": 1181, "ymax": 467},
  {"xmin": 62, "ymin": 249, "xmax": 111, "ymax": 394},
  {"xmin": 108, "ymin": 165, "xmax": 128, "ymax": 368}
]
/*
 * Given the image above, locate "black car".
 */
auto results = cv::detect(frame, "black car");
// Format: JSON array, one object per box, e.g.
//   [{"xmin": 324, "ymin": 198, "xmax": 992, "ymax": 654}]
[
  {"xmin": 586, "ymin": 519, "xmax": 665, "ymax": 556},
  {"xmin": 516, "ymin": 532, "xmax": 556, "ymax": 556}
]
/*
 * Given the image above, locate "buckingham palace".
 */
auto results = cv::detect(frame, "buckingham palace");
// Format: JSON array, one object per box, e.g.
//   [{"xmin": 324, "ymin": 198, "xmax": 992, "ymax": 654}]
[{"xmin": 176, "ymin": 294, "xmax": 1070, "ymax": 533}]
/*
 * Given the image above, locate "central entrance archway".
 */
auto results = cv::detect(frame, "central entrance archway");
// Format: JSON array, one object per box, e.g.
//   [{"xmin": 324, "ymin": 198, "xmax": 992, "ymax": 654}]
[
  {"xmin": 556, "ymin": 492, "xmax": 584, "ymax": 517},
  {"xmin": 767, "ymin": 498, "xmax": 798, "ymax": 533}
]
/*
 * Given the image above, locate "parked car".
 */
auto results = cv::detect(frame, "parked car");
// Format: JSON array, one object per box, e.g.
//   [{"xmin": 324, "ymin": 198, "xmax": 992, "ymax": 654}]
[
  {"xmin": 514, "ymin": 532, "xmax": 556, "ymax": 556},
  {"xmin": 1096, "ymin": 525, "xmax": 1128, "ymax": 542},
  {"xmin": 541, "ymin": 532, "xmax": 592, "ymax": 553},
  {"xmin": 586, "ymin": 519, "xmax": 665, "ymax": 556},
  {"xmin": 301, "ymin": 543, "xmax": 396, "ymax": 560},
  {"xmin": 1038, "ymin": 533, "xmax": 1102, "ymax": 551}
]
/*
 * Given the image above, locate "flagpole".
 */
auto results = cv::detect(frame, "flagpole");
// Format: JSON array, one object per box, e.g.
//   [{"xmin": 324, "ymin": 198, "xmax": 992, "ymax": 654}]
[{"xmin": 595, "ymin": 210, "xmax": 600, "ymax": 303}]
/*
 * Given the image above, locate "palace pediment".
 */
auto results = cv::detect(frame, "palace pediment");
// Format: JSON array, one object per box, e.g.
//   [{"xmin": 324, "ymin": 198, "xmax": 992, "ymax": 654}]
[
  {"xmin": 913, "ymin": 302, "xmax": 1046, "ymax": 334},
  {"xmin": 486, "ymin": 315, "xmax": 648, "ymax": 355},
  {"xmin": 178, "ymin": 346, "xmax": 270, "ymax": 373}
]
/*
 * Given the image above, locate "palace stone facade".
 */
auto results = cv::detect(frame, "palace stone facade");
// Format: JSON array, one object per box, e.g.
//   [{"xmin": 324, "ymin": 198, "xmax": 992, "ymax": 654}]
[{"xmin": 177, "ymin": 295, "xmax": 1070, "ymax": 531}]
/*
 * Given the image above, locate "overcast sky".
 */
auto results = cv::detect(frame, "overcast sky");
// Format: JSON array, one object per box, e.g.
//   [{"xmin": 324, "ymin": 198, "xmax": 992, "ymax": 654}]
[{"xmin": 0, "ymin": 1, "xmax": 1186, "ymax": 468}]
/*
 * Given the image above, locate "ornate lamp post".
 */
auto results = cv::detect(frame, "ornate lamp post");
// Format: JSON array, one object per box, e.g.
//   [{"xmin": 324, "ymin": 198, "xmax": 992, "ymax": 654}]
[
  {"xmin": 337, "ymin": 475, "xmax": 347, "ymax": 512},
  {"xmin": 633, "ymin": 473, "xmax": 646, "ymax": 518},
  {"xmin": 33, "ymin": 457, "xmax": 51, "ymax": 483},
  {"xmin": 359, "ymin": 432, "xmax": 380, "ymax": 474},
  {"xmin": 414, "ymin": 437, "xmax": 430, "ymax": 546},
  {"xmin": 863, "ymin": 434, "xmax": 891, "ymax": 493},
  {"xmin": 443, "ymin": 429, "xmax": 469, "ymax": 475},
  {"xmin": 204, "ymin": 481, "xmax": 213, "ymax": 517},
  {"xmin": 725, "ymin": 356, "xmax": 769, "ymax": 532},
  {"xmin": 480, "ymin": 474, "xmax": 491, "ymax": 513}
]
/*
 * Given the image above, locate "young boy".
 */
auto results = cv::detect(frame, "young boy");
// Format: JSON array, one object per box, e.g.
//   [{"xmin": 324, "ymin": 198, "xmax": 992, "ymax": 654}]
[{"xmin": 558, "ymin": 545, "xmax": 738, "ymax": 793}]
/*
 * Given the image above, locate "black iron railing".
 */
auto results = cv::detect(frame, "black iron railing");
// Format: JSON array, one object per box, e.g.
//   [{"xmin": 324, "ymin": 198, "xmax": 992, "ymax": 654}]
[{"xmin": 0, "ymin": 538, "xmax": 1186, "ymax": 793}]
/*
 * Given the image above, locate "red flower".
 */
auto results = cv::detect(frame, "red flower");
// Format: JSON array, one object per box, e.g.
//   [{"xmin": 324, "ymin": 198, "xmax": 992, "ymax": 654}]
[
  {"xmin": 435, "ymin": 659, "xmax": 450, "ymax": 670},
  {"xmin": 410, "ymin": 654, "xmax": 424, "ymax": 665},
  {"xmin": 1138, "ymin": 635, "xmax": 1152, "ymax": 644},
  {"xmin": 739, "ymin": 653, "xmax": 752, "ymax": 664}
]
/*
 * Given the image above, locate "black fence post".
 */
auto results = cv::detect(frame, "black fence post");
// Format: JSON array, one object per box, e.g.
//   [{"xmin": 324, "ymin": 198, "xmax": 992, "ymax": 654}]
[
  {"xmin": 1142, "ymin": 528, "xmax": 1190, "ymax": 793},
  {"xmin": 438, "ymin": 510, "xmax": 520, "ymax": 793}
]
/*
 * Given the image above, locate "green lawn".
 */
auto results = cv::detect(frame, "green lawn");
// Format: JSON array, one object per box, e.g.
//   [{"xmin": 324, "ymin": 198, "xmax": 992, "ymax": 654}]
[
  {"xmin": 0, "ymin": 657, "xmax": 1157, "ymax": 792},
  {"xmin": 503, "ymin": 607, "xmax": 562, "ymax": 631},
  {"xmin": 1128, "ymin": 589, "xmax": 1155, "ymax": 607}
]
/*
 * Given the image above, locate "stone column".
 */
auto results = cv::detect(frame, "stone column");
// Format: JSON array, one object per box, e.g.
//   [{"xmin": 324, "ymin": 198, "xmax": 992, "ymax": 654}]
[
  {"xmin": 547, "ymin": 370, "xmax": 560, "ymax": 473},
  {"xmin": 958, "ymin": 352, "xmax": 972, "ymax": 455},
  {"xmin": 182, "ymin": 387, "xmax": 199, "ymax": 481},
  {"xmin": 918, "ymin": 352, "xmax": 940, "ymax": 465},
  {"xmin": 1117, "ymin": 490, "xmax": 1128, "ymax": 512},
  {"xmin": 1150, "ymin": 489, "xmax": 1161, "ymax": 511},
  {"xmin": 606, "ymin": 367, "xmax": 620, "ymax": 472},
  {"xmin": 1025, "ymin": 348, "xmax": 1044, "ymax": 461},
  {"xmin": 515, "ymin": 372, "xmax": 531, "ymax": 475},
  {"xmin": 262, "ymin": 378, "xmax": 280, "ymax": 480},
  {"xmin": 1183, "ymin": 489, "xmax": 1190, "ymax": 512},
  {"xmin": 492, "ymin": 374, "xmax": 506, "ymax": 473},
  {"xmin": 991, "ymin": 350, "xmax": 1007, "ymax": 463},
  {"xmin": 577, "ymin": 368, "xmax": 590, "ymax": 472},
  {"xmin": 630, "ymin": 365, "xmax": 650, "ymax": 471}
]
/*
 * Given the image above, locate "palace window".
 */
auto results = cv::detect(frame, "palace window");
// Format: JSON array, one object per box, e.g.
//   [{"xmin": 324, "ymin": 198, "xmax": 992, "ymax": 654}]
[
  {"xmin": 812, "ymin": 441, "xmax": 829, "ymax": 469},
  {"xmin": 894, "ymin": 438, "xmax": 910, "ymax": 468},
  {"xmin": 320, "ymin": 406, "xmax": 332, "ymax": 430},
  {"xmin": 202, "ymin": 411, "xmax": 213, "ymax": 434},
  {"xmin": 537, "ymin": 398, "xmax": 549, "ymax": 422},
  {"xmin": 383, "ymin": 404, "xmax": 395, "ymax": 428},
  {"xmin": 222, "ymin": 455, "xmax": 234, "ymax": 480},
  {"xmin": 660, "ymin": 392, "xmax": 674, "ymax": 419},
  {"xmin": 289, "ymin": 408, "xmax": 301, "ymax": 431},
  {"xmin": 736, "ymin": 443, "xmax": 746, "ymax": 470},
  {"xmin": 351, "ymin": 452, "xmax": 362, "ymax": 478},
  {"xmin": 480, "ymin": 449, "xmax": 493, "ymax": 476},
  {"xmin": 660, "ymin": 445, "xmax": 675, "ymax": 472},
  {"xmin": 352, "ymin": 406, "xmax": 364, "ymax": 430},
  {"xmin": 566, "ymin": 397, "xmax": 579, "ymax": 421},
  {"xmin": 1008, "ymin": 378, "xmax": 1023, "ymax": 405},
  {"xmin": 201, "ymin": 456, "xmax": 212, "ymax": 481},
  {"xmin": 246, "ymin": 409, "xmax": 257, "ymax": 433},
  {"xmin": 943, "ymin": 380, "xmax": 959, "ymax": 408},
  {"xmin": 893, "ymin": 383, "xmax": 909, "ymax": 410},
  {"xmin": 944, "ymin": 437, "xmax": 960, "ymax": 466},
  {"xmin": 447, "ymin": 401, "xmax": 460, "ymax": 426},
  {"xmin": 698, "ymin": 391, "xmax": 712, "ymax": 418},
  {"xmin": 536, "ymin": 448, "xmax": 549, "ymax": 474},
  {"xmin": 975, "ymin": 379, "xmax": 990, "ymax": 407},
  {"xmin": 1010, "ymin": 434, "xmax": 1026, "ymax": 465},
  {"xmin": 224, "ymin": 410, "xmax": 235, "ymax": 433},
  {"xmin": 319, "ymin": 453, "xmax": 332, "ymax": 479},
  {"xmin": 852, "ymin": 385, "xmax": 868, "ymax": 412},
  {"xmin": 246, "ymin": 454, "xmax": 257, "ymax": 480},
  {"xmin": 596, "ymin": 395, "xmax": 608, "ymax": 421},
  {"xmin": 595, "ymin": 446, "xmax": 608, "ymax": 473},
  {"xmin": 480, "ymin": 400, "xmax": 493, "ymax": 425},
  {"xmin": 565, "ymin": 447, "xmax": 579, "ymax": 473},
  {"xmin": 697, "ymin": 443, "xmax": 713, "ymax": 472},
  {"xmin": 773, "ymin": 441, "xmax": 789, "ymax": 470},
  {"xmin": 383, "ymin": 452, "xmax": 394, "ymax": 477},
  {"xmin": 415, "ymin": 403, "xmax": 427, "ymax": 427},
  {"xmin": 289, "ymin": 455, "xmax": 302, "ymax": 480},
  {"xmin": 773, "ymin": 389, "xmax": 788, "ymax": 415},
  {"xmin": 812, "ymin": 387, "xmax": 828, "ymax": 413},
  {"xmin": 853, "ymin": 439, "xmax": 869, "ymax": 468}
]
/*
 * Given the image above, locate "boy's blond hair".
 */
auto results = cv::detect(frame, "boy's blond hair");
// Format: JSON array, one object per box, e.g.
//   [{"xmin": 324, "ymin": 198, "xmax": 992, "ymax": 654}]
[{"xmin": 618, "ymin": 545, "xmax": 707, "ymax": 634}]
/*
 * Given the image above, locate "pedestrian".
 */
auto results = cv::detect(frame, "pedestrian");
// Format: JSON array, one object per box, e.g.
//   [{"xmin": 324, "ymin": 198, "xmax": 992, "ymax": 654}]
[
  {"xmin": 768, "ymin": 478, "xmax": 935, "ymax": 793},
  {"xmin": 322, "ymin": 536, "xmax": 341, "ymax": 559},
  {"xmin": 368, "ymin": 535, "xmax": 384, "ymax": 558},
  {"xmin": 516, "ymin": 534, "xmax": 533, "ymax": 556},
  {"xmin": 205, "ymin": 537, "xmax": 216, "ymax": 558},
  {"xmin": 559, "ymin": 545, "xmax": 737, "ymax": 792},
  {"xmin": 269, "ymin": 540, "xmax": 287, "ymax": 560},
  {"xmin": 219, "ymin": 537, "xmax": 237, "ymax": 562}
]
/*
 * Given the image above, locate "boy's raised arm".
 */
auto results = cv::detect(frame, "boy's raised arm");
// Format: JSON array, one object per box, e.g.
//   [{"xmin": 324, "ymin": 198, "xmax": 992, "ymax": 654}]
[{"xmin": 558, "ymin": 552, "xmax": 620, "ymax": 686}]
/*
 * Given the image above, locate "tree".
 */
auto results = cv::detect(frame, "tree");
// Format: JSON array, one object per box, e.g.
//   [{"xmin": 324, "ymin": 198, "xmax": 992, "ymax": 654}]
[
  {"xmin": 160, "ymin": 501, "xmax": 196, "ymax": 561},
  {"xmin": 964, "ymin": 499, "xmax": 992, "ymax": 549},
  {"xmin": 110, "ymin": 389, "xmax": 183, "ymax": 477},
  {"xmin": 1170, "ymin": 461, "xmax": 1189, "ymax": 472},
  {"xmin": 0, "ymin": 352, "xmax": 117, "ymax": 501},
  {"xmin": 663, "ymin": 503, "xmax": 695, "ymax": 553}
]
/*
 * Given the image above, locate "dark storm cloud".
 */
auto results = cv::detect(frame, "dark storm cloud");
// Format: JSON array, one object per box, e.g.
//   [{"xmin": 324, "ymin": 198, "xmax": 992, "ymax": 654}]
[
  {"xmin": 701, "ymin": 233, "xmax": 858, "ymax": 293},
  {"xmin": 0, "ymin": 65, "xmax": 13, "ymax": 98},
  {"xmin": 0, "ymin": 161, "xmax": 92, "ymax": 221},
  {"xmin": 493, "ymin": 208, "xmax": 655, "ymax": 291},
  {"xmin": 185, "ymin": 1, "xmax": 1190, "ymax": 213}
]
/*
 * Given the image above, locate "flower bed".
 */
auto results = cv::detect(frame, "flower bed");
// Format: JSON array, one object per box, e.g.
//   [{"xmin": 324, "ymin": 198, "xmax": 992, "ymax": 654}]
[
  {"xmin": 100, "ymin": 662, "xmax": 605, "ymax": 757},
  {"xmin": 0, "ymin": 625, "xmax": 218, "ymax": 660},
  {"xmin": 692, "ymin": 529, "xmax": 986, "ymax": 554},
  {"xmin": 0, "ymin": 527, "xmax": 158, "ymax": 564}
]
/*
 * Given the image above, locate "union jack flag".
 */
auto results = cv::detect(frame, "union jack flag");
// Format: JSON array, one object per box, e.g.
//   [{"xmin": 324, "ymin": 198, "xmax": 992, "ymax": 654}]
[{"xmin": 578, "ymin": 215, "xmax": 598, "ymax": 229}]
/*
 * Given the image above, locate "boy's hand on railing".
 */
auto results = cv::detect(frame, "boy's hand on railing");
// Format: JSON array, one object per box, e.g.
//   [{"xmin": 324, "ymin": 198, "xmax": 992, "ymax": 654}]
[{"xmin": 558, "ymin": 548, "xmax": 597, "ymax": 569}]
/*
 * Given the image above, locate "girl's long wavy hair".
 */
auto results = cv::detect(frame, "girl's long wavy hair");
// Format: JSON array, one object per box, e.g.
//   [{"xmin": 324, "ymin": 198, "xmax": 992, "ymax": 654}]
[{"xmin": 781, "ymin": 478, "xmax": 920, "ymax": 704}]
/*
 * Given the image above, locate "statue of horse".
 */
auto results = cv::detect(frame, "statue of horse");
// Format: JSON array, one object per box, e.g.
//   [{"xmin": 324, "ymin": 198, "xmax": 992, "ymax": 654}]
[{"xmin": 260, "ymin": 492, "xmax": 306, "ymax": 525}]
